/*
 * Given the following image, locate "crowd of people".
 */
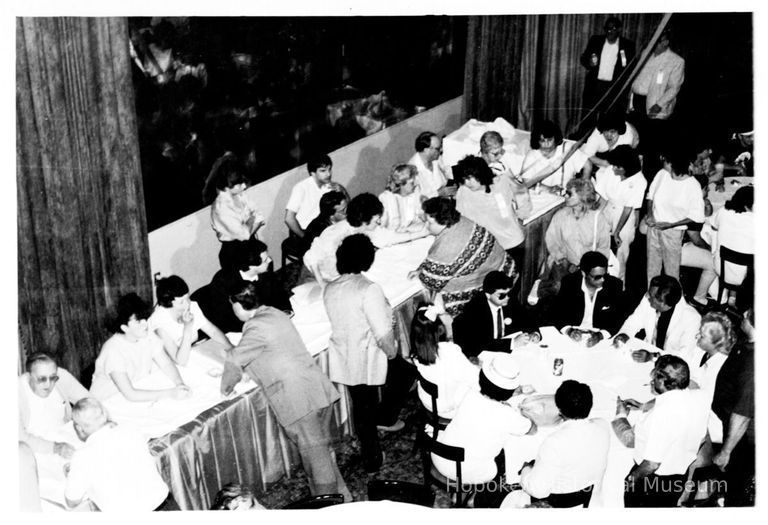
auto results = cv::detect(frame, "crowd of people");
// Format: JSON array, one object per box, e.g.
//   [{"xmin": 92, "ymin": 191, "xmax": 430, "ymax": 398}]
[{"xmin": 19, "ymin": 16, "xmax": 754, "ymax": 512}]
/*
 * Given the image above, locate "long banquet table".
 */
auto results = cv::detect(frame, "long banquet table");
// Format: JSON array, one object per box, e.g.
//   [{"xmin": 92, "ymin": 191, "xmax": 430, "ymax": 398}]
[{"xmin": 34, "ymin": 237, "xmax": 434, "ymax": 511}]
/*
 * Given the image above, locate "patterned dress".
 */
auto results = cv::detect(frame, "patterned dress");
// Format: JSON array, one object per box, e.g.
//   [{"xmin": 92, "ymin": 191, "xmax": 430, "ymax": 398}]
[{"xmin": 418, "ymin": 216, "xmax": 513, "ymax": 316}]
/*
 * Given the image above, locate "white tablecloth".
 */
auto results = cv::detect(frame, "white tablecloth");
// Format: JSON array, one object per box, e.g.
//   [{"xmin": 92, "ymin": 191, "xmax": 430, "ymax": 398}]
[{"xmin": 493, "ymin": 326, "xmax": 658, "ymax": 507}]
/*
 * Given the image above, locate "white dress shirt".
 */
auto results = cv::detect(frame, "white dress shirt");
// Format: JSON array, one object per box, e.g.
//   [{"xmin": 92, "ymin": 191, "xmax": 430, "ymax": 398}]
[
  {"xmin": 579, "ymin": 279, "xmax": 601, "ymax": 329},
  {"xmin": 597, "ymin": 40, "xmax": 619, "ymax": 81}
]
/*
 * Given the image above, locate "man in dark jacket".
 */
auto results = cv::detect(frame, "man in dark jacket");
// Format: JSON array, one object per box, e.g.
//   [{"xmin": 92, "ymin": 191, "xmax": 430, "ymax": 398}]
[
  {"xmin": 550, "ymin": 251, "xmax": 626, "ymax": 334},
  {"xmin": 580, "ymin": 17, "xmax": 636, "ymax": 114},
  {"xmin": 453, "ymin": 271, "xmax": 532, "ymax": 357}
]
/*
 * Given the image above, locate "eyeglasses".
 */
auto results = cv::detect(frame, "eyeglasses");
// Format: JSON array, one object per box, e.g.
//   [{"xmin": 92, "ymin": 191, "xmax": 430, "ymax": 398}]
[
  {"xmin": 588, "ymin": 273, "xmax": 607, "ymax": 280},
  {"xmin": 495, "ymin": 292, "xmax": 509, "ymax": 299},
  {"xmin": 34, "ymin": 374, "xmax": 59, "ymax": 385}
]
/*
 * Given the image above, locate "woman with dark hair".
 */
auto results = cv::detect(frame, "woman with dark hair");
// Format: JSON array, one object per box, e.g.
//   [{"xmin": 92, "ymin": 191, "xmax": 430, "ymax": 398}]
[
  {"xmin": 19, "ymin": 352, "xmax": 89, "ymax": 458},
  {"xmin": 520, "ymin": 120, "xmax": 583, "ymax": 191},
  {"xmin": 411, "ymin": 197, "xmax": 514, "ymax": 317},
  {"xmin": 410, "ymin": 303, "xmax": 479, "ymax": 418},
  {"xmin": 203, "ymin": 152, "xmax": 265, "ymax": 269},
  {"xmin": 431, "ymin": 353, "xmax": 535, "ymax": 484},
  {"xmin": 645, "ymin": 150, "xmax": 705, "ymax": 285},
  {"xmin": 90, "ymin": 293, "xmax": 191, "ymax": 402},
  {"xmin": 683, "ymin": 185, "xmax": 753, "ymax": 307},
  {"xmin": 324, "ymin": 234, "xmax": 415, "ymax": 472},
  {"xmin": 595, "ymin": 145, "xmax": 648, "ymax": 283},
  {"xmin": 580, "ymin": 112, "xmax": 640, "ymax": 177},
  {"xmin": 378, "ymin": 164, "xmax": 427, "ymax": 233},
  {"xmin": 454, "ymin": 155, "xmax": 525, "ymax": 256},
  {"xmin": 150, "ymin": 275, "xmax": 233, "ymax": 365}
]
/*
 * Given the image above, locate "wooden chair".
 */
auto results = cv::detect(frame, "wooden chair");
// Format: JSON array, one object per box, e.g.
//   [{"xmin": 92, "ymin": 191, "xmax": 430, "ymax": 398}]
[
  {"xmin": 367, "ymin": 479, "xmax": 435, "ymax": 507},
  {"xmin": 417, "ymin": 429, "xmax": 486, "ymax": 508},
  {"xmin": 717, "ymin": 246, "xmax": 753, "ymax": 304},
  {"xmin": 281, "ymin": 493, "xmax": 345, "ymax": 509},
  {"xmin": 416, "ymin": 372, "xmax": 452, "ymax": 440}
]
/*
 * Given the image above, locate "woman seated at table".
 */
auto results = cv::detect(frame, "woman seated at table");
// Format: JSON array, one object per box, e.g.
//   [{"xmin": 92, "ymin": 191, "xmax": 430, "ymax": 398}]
[
  {"xmin": 90, "ymin": 293, "xmax": 192, "ymax": 402},
  {"xmin": 150, "ymin": 275, "xmax": 234, "ymax": 366},
  {"xmin": 540, "ymin": 178, "xmax": 611, "ymax": 298},
  {"xmin": 682, "ymin": 185, "xmax": 753, "ymax": 308},
  {"xmin": 19, "ymin": 352, "xmax": 89, "ymax": 459},
  {"xmin": 431, "ymin": 353, "xmax": 535, "ymax": 484},
  {"xmin": 454, "ymin": 155, "xmax": 525, "ymax": 261},
  {"xmin": 580, "ymin": 112, "xmax": 640, "ymax": 178},
  {"xmin": 410, "ymin": 302, "xmax": 479, "ymax": 419},
  {"xmin": 520, "ymin": 120, "xmax": 584, "ymax": 192},
  {"xmin": 378, "ymin": 164, "xmax": 427, "ymax": 233},
  {"xmin": 411, "ymin": 197, "xmax": 514, "ymax": 317}
]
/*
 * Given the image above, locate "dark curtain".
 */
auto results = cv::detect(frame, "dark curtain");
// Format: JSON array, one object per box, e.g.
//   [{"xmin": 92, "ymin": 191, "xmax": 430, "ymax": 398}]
[
  {"xmin": 463, "ymin": 13, "xmax": 664, "ymax": 135},
  {"xmin": 17, "ymin": 18, "xmax": 151, "ymax": 380}
]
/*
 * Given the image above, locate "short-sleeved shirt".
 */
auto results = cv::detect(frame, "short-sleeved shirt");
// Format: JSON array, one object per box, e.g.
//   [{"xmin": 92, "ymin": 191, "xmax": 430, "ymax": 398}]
[
  {"xmin": 65, "ymin": 423, "xmax": 168, "ymax": 511},
  {"xmin": 433, "ymin": 391, "xmax": 533, "ymax": 483},
  {"xmin": 286, "ymin": 177, "xmax": 331, "ymax": 229},
  {"xmin": 633, "ymin": 388, "xmax": 709, "ymax": 475},
  {"xmin": 149, "ymin": 301, "xmax": 206, "ymax": 348},
  {"xmin": 409, "ymin": 152, "xmax": 447, "ymax": 199},
  {"xmin": 580, "ymin": 124, "xmax": 638, "ymax": 159},
  {"xmin": 647, "ymin": 169, "xmax": 705, "ymax": 229},
  {"xmin": 89, "ymin": 333, "xmax": 164, "ymax": 400},
  {"xmin": 594, "ymin": 168, "xmax": 647, "ymax": 229}
]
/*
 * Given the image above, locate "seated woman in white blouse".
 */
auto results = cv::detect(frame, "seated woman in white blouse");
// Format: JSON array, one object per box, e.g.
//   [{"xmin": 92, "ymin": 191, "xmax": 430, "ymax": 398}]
[
  {"xmin": 520, "ymin": 120, "xmax": 585, "ymax": 192},
  {"xmin": 378, "ymin": 164, "xmax": 427, "ymax": 233},
  {"xmin": 410, "ymin": 302, "xmax": 479, "ymax": 419},
  {"xmin": 19, "ymin": 352, "xmax": 89, "ymax": 459},
  {"xmin": 150, "ymin": 275, "xmax": 234, "ymax": 366}
]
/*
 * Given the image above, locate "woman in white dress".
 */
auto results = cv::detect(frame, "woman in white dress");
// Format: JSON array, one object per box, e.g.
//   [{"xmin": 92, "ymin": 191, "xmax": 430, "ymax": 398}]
[
  {"xmin": 410, "ymin": 302, "xmax": 479, "ymax": 419},
  {"xmin": 150, "ymin": 275, "xmax": 234, "ymax": 366},
  {"xmin": 378, "ymin": 164, "xmax": 427, "ymax": 233}
]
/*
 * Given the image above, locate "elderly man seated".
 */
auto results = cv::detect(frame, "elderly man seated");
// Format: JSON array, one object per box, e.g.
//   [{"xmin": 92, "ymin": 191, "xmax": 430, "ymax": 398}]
[
  {"xmin": 90, "ymin": 293, "xmax": 192, "ymax": 402},
  {"xmin": 19, "ymin": 352, "xmax": 89, "ymax": 459},
  {"xmin": 612, "ymin": 355, "xmax": 709, "ymax": 507},
  {"xmin": 65, "ymin": 398, "xmax": 171, "ymax": 511},
  {"xmin": 614, "ymin": 275, "xmax": 700, "ymax": 366},
  {"xmin": 518, "ymin": 380, "xmax": 610, "ymax": 507}
]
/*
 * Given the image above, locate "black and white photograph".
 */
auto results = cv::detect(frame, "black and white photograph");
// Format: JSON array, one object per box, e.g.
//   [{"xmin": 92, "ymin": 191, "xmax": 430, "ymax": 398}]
[{"xmin": 10, "ymin": 0, "xmax": 760, "ymax": 515}]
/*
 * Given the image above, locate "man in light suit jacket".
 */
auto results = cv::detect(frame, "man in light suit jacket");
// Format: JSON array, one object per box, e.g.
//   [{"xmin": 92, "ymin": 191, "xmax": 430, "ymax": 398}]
[
  {"xmin": 550, "ymin": 251, "xmax": 627, "ymax": 334},
  {"xmin": 581, "ymin": 16, "xmax": 636, "ymax": 114},
  {"xmin": 616, "ymin": 275, "xmax": 700, "ymax": 364},
  {"xmin": 221, "ymin": 281, "xmax": 350, "ymax": 500},
  {"xmin": 453, "ymin": 271, "xmax": 532, "ymax": 357}
]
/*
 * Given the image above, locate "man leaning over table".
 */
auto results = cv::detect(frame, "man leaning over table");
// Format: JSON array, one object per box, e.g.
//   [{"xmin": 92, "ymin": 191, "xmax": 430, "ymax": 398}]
[
  {"xmin": 518, "ymin": 380, "xmax": 610, "ymax": 507},
  {"xmin": 409, "ymin": 130, "xmax": 454, "ymax": 198},
  {"xmin": 612, "ymin": 355, "xmax": 709, "ymax": 507},
  {"xmin": 614, "ymin": 275, "xmax": 700, "ymax": 368},
  {"xmin": 64, "ymin": 398, "xmax": 172, "ymax": 511},
  {"xmin": 221, "ymin": 280, "xmax": 351, "ymax": 500}
]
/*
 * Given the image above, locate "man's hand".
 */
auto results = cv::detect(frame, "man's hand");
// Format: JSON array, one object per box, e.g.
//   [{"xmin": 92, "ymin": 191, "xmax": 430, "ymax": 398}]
[
  {"xmin": 648, "ymin": 104, "xmax": 662, "ymax": 117},
  {"xmin": 170, "ymin": 384, "xmax": 192, "ymax": 400},
  {"xmin": 615, "ymin": 397, "xmax": 630, "ymax": 418},
  {"xmin": 713, "ymin": 450, "xmax": 731, "ymax": 471},
  {"xmin": 54, "ymin": 442, "xmax": 76, "ymax": 460}
]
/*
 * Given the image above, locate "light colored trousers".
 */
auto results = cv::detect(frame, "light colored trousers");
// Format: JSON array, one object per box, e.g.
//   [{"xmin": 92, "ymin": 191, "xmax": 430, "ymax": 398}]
[
  {"xmin": 646, "ymin": 227, "xmax": 684, "ymax": 285},
  {"xmin": 680, "ymin": 242, "xmax": 717, "ymax": 303}
]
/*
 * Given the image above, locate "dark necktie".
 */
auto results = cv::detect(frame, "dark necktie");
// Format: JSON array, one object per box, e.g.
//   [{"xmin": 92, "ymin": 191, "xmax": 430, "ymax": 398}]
[
  {"xmin": 496, "ymin": 308, "xmax": 503, "ymax": 339},
  {"xmin": 700, "ymin": 353, "xmax": 711, "ymax": 367}
]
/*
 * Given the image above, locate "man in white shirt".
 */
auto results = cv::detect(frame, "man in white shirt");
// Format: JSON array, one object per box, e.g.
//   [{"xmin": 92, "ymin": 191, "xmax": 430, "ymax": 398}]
[
  {"xmin": 479, "ymin": 130, "xmax": 524, "ymax": 177},
  {"xmin": 64, "ymin": 398, "xmax": 171, "ymax": 511},
  {"xmin": 520, "ymin": 380, "xmax": 610, "ymax": 507},
  {"xmin": 617, "ymin": 275, "xmax": 700, "ymax": 365},
  {"xmin": 284, "ymin": 154, "xmax": 348, "ymax": 254},
  {"xmin": 408, "ymin": 131, "xmax": 453, "ymax": 198},
  {"xmin": 612, "ymin": 355, "xmax": 709, "ymax": 507}
]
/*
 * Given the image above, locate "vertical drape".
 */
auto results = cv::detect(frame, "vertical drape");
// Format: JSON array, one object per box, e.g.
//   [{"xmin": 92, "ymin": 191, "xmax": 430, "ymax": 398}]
[
  {"xmin": 17, "ymin": 17, "xmax": 151, "ymax": 380},
  {"xmin": 463, "ymin": 13, "xmax": 664, "ymax": 135},
  {"xmin": 462, "ymin": 16, "xmax": 527, "ymax": 124}
]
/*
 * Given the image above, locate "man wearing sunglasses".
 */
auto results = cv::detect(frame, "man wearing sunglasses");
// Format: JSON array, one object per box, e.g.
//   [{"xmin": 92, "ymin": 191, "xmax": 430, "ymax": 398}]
[
  {"xmin": 18, "ymin": 352, "xmax": 89, "ymax": 459},
  {"xmin": 550, "ymin": 251, "xmax": 627, "ymax": 334},
  {"xmin": 453, "ymin": 270, "xmax": 532, "ymax": 357}
]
